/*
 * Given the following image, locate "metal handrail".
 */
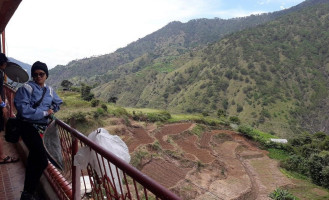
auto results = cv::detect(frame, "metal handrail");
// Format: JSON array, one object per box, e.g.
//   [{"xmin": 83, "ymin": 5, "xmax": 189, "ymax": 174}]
[
  {"xmin": 4, "ymin": 85, "xmax": 181, "ymax": 200},
  {"xmin": 56, "ymin": 119, "xmax": 180, "ymax": 200}
]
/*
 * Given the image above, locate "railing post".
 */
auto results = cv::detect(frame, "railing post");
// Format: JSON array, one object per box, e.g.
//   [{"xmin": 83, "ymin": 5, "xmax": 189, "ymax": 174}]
[
  {"xmin": 72, "ymin": 136, "xmax": 78, "ymax": 200},
  {"xmin": 70, "ymin": 119, "xmax": 78, "ymax": 200}
]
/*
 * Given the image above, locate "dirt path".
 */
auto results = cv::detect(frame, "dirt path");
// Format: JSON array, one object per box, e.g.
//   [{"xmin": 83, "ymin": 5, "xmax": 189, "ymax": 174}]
[{"xmin": 241, "ymin": 156, "xmax": 294, "ymax": 200}]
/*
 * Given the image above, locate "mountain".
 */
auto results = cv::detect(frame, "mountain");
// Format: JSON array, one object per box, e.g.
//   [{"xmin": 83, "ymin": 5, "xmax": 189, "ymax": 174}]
[
  {"xmin": 91, "ymin": 1, "xmax": 329, "ymax": 135},
  {"xmin": 48, "ymin": 0, "xmax": 329, "ymax": 136},
  {"xmin": 48, "ymin": 0, "xmax": 326, "ymax": 88}
]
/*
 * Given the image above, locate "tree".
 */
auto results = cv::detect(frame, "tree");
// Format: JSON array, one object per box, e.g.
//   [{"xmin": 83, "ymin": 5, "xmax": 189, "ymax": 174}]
[
  {"xmin": 217, "ymin": 109, "xmax": 226, "ymax": 118},
  {"xmin": 237, "ymin": 104, "xmax": 243, "ymax": 112},
  {"xmin": 81, "ymin": 85, "xmax": 94, "ymax": 101},
  {"xmin": 309, "ymin": 154, "xmax": 324, "ymax": 185},
  {"xmin": 60, "ymin": 80, "xmax": 73, "ymax": 90},
  {"xmin": 229, "ymin": 116, "xmax": 240, "ymax": 124},
  {"xmin": 108, "ymin": 97, "xmax": 118, "ymax": 104}
]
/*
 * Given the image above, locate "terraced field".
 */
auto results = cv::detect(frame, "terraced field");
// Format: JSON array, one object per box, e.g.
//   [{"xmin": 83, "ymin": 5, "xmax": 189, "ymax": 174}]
[{"xmin": 105, "ymin": 120, "xmax": 328, "ymax": 200}]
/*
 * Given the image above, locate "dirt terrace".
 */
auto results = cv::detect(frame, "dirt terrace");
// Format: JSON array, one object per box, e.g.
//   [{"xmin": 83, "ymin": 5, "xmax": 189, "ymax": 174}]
[{"xmin": 109, "ymin": 121, "xmax": 293, "ymax": 200}]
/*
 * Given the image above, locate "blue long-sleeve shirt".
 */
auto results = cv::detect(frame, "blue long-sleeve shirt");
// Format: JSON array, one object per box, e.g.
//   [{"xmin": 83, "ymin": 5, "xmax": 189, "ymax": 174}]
[{"xmin": 14, "ymin": 81, "xmax": 63, "ymax": 124}]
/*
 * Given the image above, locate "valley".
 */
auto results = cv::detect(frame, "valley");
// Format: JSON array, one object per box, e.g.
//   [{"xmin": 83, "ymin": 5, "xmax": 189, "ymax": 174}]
[{"xmin": 101, "ymin": 117, "xmax": 329, "ymax": 200}]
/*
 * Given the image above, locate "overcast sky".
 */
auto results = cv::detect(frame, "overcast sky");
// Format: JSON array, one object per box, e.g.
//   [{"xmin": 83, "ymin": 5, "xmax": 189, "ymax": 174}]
[{"xmin": 5, "ymin": 0, "xmax": 304, "ymax": 69}]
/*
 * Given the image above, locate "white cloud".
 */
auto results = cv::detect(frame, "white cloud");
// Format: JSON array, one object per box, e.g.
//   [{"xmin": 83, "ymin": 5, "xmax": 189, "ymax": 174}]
[
  {"xmin": 213, "ymin": 9, "xmax": 266, "ymax": 19},
  {"xmin": 258, "ymin": 0, "xmax": 301, "ymax": 3},
  {"xmin": 4, "ymin": 0, "xmax": 302, "ymax": 68},
  {"xmin": 258, "ymin": 0, "xmax": 271, "ymax": 5},
  {"xmin": 6, "ymin": 0, "xmax": 213, "ymax": 68}
]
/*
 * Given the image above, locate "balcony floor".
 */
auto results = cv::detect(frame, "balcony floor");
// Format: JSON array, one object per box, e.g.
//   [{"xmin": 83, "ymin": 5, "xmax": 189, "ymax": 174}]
[{"xmin": 0, "ymin": 135, "xmax": 25, "ymax": 200}]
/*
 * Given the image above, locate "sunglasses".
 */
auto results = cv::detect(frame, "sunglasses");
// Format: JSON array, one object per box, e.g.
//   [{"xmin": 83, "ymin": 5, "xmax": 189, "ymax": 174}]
[{"xmin": 32, "ymin": 72, "xmax": 46, "ymax": 78}]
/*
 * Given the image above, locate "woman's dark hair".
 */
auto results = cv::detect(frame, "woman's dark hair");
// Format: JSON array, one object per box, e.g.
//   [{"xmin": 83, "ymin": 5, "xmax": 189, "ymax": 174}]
[{"xmin": 0, "ymin": 53, "xmax": 8, "ymax": 66}]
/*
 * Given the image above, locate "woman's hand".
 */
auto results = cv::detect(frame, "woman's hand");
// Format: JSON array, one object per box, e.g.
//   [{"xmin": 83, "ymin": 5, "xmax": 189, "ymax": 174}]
[{"xmin": 47, "ymin": 109, "xmax": 54, "ymax": 116}]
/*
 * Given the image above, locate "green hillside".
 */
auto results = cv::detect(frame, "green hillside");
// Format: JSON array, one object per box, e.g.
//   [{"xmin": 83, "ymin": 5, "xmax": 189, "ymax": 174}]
[
  {"xmin": 48, "ymin": 0, "xmax": 329, "ymax": 137},
  {"xmin": 92, "ymin": 2, "xmax": 329, "ymax": 137}
]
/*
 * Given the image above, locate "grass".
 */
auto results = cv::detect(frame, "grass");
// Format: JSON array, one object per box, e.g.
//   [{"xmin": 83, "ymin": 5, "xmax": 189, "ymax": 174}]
[
  {"xmin": 126, "ymin": 107, "xmax": 225, "ymax": 125},
  {"xmin": 238, "ymin": 124, "xmax": 278, "ymax": 145},
  {"xmin": 280, "ymin": 168, "xmax": 329, "ymax": 200},
  {"xmin": 191, "ymin": 124, "xmax": 206, "ymax": 137},
  {"xmin": 252, "ymin": 128, "xmax": 279, "ymax": 141},
  {"xmin": 240, "ymin": 125, "xmax": 329, "ymax": 199},
  {"xmin": 280, "ymin": 168, "xmax": 308, "ymax": 181},
  {"xmin": 125, "ymin": 107, "xmax": 164, "ymax": 114},
  {"xmin": 169, "ymin": 114, "xmax": 204, "ymax": 122},
  {"xmin": 268, "ymin": 148, "xmax": 290, "ymax": 161}
]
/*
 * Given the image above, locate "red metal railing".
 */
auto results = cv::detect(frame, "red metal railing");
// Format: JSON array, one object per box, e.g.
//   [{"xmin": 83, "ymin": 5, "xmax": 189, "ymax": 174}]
[{"xmin": 4, "ymin": 84, "xmax": 181, "ymax": 200}]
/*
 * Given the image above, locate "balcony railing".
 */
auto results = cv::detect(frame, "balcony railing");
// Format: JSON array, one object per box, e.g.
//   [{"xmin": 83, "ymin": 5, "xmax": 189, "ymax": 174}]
[{"xmin": 4, "ymin": 84, "xmax": 181, "ymax": 200}]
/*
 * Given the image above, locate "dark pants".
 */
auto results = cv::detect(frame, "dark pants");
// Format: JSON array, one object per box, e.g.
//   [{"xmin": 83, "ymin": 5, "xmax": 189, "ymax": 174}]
[{"xmin": 20, "ymin": 121, "xmax": 48, "ymax": 194}]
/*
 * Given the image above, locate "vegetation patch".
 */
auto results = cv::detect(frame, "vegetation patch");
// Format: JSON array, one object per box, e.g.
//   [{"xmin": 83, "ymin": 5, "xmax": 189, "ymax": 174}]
[
  {"xmin": 238, "ymin": 124, "xmax": 278, "ymax": 146},
  {"xmin": 191, "ymin": 124, "xmax": 206, "ymax": 137},
  {"xmin": 268, "ymin": 148, "xmax": 290, "ymax": 161},
  {"xmin": 269, "ymin": 188, "xmax": 298, "ymax": 200}
]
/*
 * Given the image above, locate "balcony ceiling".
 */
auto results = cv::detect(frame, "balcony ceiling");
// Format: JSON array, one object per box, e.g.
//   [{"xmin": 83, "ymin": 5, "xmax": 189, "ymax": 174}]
[{"xmin": 0, "ymin": 0, "xmax": 22, "ymax": 33}]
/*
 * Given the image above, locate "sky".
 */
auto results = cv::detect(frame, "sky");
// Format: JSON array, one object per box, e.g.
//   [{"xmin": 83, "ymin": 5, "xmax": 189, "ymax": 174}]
[{"xmin": 5, "ymin": 0, "xmax": 305, "ymax": 69}]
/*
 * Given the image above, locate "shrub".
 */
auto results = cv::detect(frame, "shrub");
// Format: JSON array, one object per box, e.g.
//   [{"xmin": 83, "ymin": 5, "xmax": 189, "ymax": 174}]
[
  {"xmin": 281, "ymin": 155, "xmax": 309, "ymax": 176},
  {"xmin": 237, "ymin": 104, "xmax": 243, "ymax": 113},
  {"xmin": 146, "ymin": 111, "xmax": 171, "ymax": 122},
  {"xmin": 151, "ymin": 141, "xmax": 161, "ymax": 151},
  {"xmin": 158, "ymin": 111, "xmax": 171, "ymax": 120},
  {"xmin": 197, "ymin": 161, "xmax": 204, "ymax": 172},
  {"xmin": 91, "ymin": 99, "xmax": 100, "ymax": 107},
  {"xmin": 132, "ymin": 111, "xmax": 147, "ymax": 121},
  {"xmin": 70, "ymin": 86, "xmax": 80, "ymax": 92},
  {"xmin": 101, "ymin": 104, "xmax": 108, "ymax": 112},
  {"xmin": 195, "ymin": 118, "xmax": 218, "ymax": 126},
  {"xmin": 130, "ymin": 150, "xmax": 148, "ymax": 169},
  {"xmin": 267, "ymin": 148, "xmax": 290, "ymax": 161},
  {"xmin": 222, "ymin": 99, "xmax": 228, "ymax": 110},
  {"xmin": 191, "ymin": 124, "xmax": 205, "ymax": 137},
  {"xmin": 309, "ymin": 154, "xmax": 324, "ymax": 185},
  {"xmin": 269, "ymin": 188, "xmax": 296, "ymax": 200},
  {"xmin": 217, "ymin": 109, "xmax": 226, "ymax": 118},
  {"xmin": 238, "ymin": 125, "xmax": 254, "ymax": 138},
  {"xmin": 93, "ymin": 108, "xmax": 105, "ymax": 118},
  {"xmin": 110, "ymin": 107, "xmax": 129, "ymax": 117},
  {"xmin": 321, "ymin": 166, "xmax": 329, "ymax": 189},
  {"xmin": 299, "ymin": 144, "xmax": 320, "ymax": 158},
  {"xmin": 202, "ymin": 112, "xmax": 209, "ymax": 117},
  {"xmin": 289, "ymin": 133, "xmax": 312, "ymax": 147},
  {"xmin": 313, "ymin": 132, "xmax": 328, "ymax": 141},
  {"xmin": 321, "ymin": 166, "xmax": 329, "ymax": 188},
  {"xmin": 229, "ymin": 116, "xmax": 240, "ymax": 124},
  {"xmin": 320, "ymin": 138, "xmax": 329, "ymax": 151},
  {"xmin": 108, "ymin": 97, "xmax": 118, "ymax": 104},
  {"xmin": 81, "ymin": 85, "xmax": 94, "ymax": 101},
  {"xmin": 132, "ymin": 111, "xmax": 171, "ymax": 122},
  {"xmin": 60, "ymin": 80, "xmax": 73, "ymax": 89},
  {"xmin": 67, "ymin": 112, "xmax": 87, "ymax": 123}
]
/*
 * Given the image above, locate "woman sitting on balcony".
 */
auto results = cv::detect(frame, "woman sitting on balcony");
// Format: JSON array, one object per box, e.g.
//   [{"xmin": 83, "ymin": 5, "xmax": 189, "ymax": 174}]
[
  {"xmin": 14, "ymin": 61, "xmax": 63, "ymax": 200},
  {"xmin": 0, "ymin": 53, "xmax": 19, "ymax": 164}
]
